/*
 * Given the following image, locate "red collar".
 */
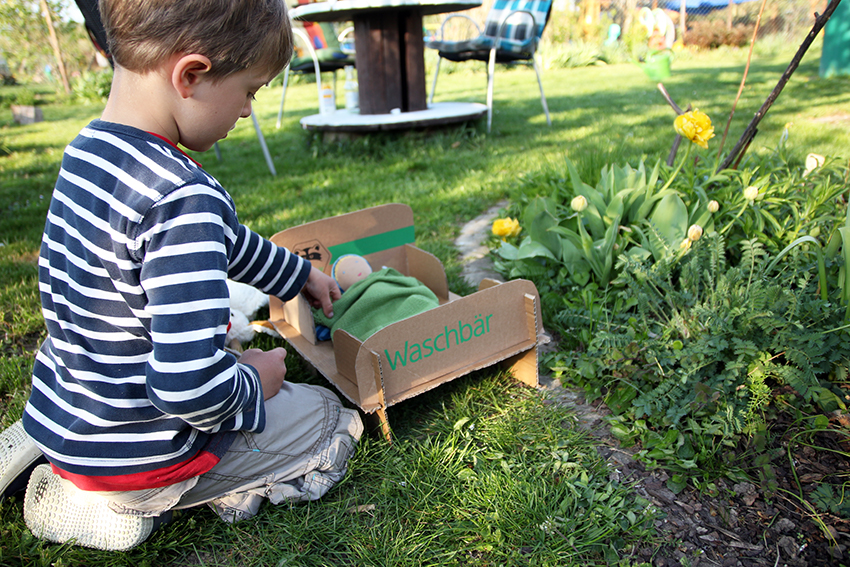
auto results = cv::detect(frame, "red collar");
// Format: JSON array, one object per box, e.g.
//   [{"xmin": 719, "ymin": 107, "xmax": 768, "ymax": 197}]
[{"xmin": 147, "ymin": 132, "xmax": 202, "ymax": 168}]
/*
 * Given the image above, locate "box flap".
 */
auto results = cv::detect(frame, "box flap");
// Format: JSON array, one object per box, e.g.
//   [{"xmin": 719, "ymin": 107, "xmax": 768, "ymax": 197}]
[
  {"xmin": 269, "ymin": 203, "xmax": 416, "ymax": 276},
  {"xmin": 354, "ymin": 279, "xmax": 541, "ymax": 410}
]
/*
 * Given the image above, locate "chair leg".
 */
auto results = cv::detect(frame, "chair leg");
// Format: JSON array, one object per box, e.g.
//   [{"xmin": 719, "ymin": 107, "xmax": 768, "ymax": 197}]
[
  {"xmin": 532, "ymin": 54, "xmax": 552, "ymax": 127},
  {"xmin": 486, "ymin": 48, "xmax": 496, "ymax": 133},
  {"xmin": 276, "ymin": 64, "xmax": 291, "ymax": 128},
  {"xmin": 288, "ymin": 27, "xmax": 324, "ymax": 114},
  {"xmin": 428, "ymin": 57, "xmax": 442, "ymax": 105},
  {"xmin": 251, "ymin": 114, "xmax": 276, "ymax": 176}
]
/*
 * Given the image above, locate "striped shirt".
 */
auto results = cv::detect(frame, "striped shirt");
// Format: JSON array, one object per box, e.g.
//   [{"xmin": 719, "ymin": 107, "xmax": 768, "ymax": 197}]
[{"xmin": 23, "ymin": 120, "xmax": 310, "ymax": 490}]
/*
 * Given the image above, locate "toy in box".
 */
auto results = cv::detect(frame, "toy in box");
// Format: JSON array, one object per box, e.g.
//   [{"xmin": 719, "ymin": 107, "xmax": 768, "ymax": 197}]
[{"xmin": 268, "ymin": 203, "xmax": 544, "ymax": 439}]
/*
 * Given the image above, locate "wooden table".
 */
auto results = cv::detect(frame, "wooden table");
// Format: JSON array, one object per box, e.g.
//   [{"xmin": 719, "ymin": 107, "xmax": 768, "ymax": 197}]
[{"xmin": 291, "ymin": 0, "xmax": 481, "ymax": 116}]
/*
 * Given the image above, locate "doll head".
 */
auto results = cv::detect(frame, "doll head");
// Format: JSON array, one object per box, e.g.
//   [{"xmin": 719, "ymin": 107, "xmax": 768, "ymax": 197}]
[{"xmin": 331, "ymin": 254, "xmax": 373, "ymax": 292}]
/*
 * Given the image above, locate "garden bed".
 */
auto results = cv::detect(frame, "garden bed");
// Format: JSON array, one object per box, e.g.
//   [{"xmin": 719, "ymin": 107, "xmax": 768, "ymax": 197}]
[
  {"xmin": 488, "ymin": 110, "xmax": 850, "ymax": 564},
  {"xmin": 545, "ymin": 378, "xmax": 850, "ymax": 566}
]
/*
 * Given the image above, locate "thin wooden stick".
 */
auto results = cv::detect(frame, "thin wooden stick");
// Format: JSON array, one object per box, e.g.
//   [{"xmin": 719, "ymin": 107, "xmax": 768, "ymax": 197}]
[
  {"xmin": 657, "ymin": 83, "xmax": 685, "ymax": 115},
  {"xmin": 716, "ymin": 0, "xmax": 769, "ymax": 161},
  {"xmin": 656, "ymin": 84, "xmax": 691, "ymax": 166},
  {"xmin": 717, "ymin": 0, "xmax": 843, "ymax": 172},
  {"xmin": 667, "ymin": 135, "xmax": 682, "ymax": 167}
]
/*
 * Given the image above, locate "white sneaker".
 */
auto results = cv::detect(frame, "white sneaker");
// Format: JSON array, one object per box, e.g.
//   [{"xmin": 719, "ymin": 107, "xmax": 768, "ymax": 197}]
[
  {"xmin": 0, "ymin": 419, "xmax": 46, "ymax": 499},
  {"xmin": 23, "ymin": 464, "xmax": 164, "ymax": 551}
]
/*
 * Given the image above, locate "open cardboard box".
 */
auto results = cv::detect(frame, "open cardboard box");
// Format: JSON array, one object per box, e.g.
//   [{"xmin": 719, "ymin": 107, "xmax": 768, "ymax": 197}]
[{"xmin": 268, "ymin": 203, "xmax": 544, "ymax": 439}]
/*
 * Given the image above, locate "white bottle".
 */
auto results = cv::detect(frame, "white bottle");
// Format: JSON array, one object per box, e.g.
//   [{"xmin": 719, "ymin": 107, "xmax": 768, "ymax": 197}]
[
  {"xmin": 343, "ymin": 65, "xmax": 359, "ymax": 112},
  {"xmin": 320, "ymin": 83, "xmax": 335, "ymax": 115}
]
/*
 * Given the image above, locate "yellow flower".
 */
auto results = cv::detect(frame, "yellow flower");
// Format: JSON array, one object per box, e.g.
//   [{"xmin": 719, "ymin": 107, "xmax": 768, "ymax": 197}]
[
  {"xmin": 570, "ymin": 195, "xmax": 588, "ymax": 212},
  {"xmin": 674, "ymin": 109, "xmax": 715, "ymax": 150},
  {"xmin": 679, "ymin": 238, "xmax": 692, "ymax": 251},
  {"xmin": 687, "ymin": 224, "xmax": 703, "ymax": 242},
  {"xmin": 492, "ymin": 217, "xmax": 521, "ymax": 239},
  {"xmin": 743, "ymin": 186, "xmax": 759, "ymax": 201},
  {"xmin": 707, "ymin": 200, "xmax": 719, "ymax": 213}
]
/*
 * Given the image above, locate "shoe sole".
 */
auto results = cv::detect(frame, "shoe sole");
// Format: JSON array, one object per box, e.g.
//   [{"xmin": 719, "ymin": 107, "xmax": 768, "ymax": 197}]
[
  {"xmin": 24, "ymin": 464, "xmax": 155, "ymax": 550},
  {"xmin": 0, "ymin": 419, "xmax": 47, "ymax": 499}
]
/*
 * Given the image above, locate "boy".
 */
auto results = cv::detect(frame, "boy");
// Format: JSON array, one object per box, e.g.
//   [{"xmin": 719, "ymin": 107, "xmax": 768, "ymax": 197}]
[{"xmin": 2, "ymin": 0, "xmax": 362, "ymax": 551}]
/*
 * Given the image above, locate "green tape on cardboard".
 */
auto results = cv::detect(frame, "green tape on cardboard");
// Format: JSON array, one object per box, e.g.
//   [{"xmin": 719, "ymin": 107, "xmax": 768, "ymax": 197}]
[{"xmin": 328, "ymin": 226, "xmax": 415, "ymax": 259}]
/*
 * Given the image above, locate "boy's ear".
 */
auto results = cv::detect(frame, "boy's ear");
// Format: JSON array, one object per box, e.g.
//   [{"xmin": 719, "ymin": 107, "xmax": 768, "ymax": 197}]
[{"xmin": 172, "ymin": 54, "xmax": 213, "ymax": 99}]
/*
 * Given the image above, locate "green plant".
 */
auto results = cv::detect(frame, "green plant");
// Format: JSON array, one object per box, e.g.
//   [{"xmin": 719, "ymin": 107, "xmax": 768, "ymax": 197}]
[
  {"xmin": 12, "ymin": 88, "xmax": 35, "ymax": 106},
  {"xmin": 492, "ymin": 153, "xmax": 727, "ymax": 289},
  {"xmin": 493, "ymin": 158, "xmax": 676, "ymax": 287},
  {"xmin": 701, "ymin": 153, "xmax": 849, "ymax": 261},
  {"xmin": 539, "ymin": 40, "xmax": 603, "ymax": 69},
  {"xmin": 72, "ymin": 69, "xmax": 114, "ymax": 104},
  {"xmin": 552, "ymin": 234, "xmax": 849, "ymax": 490}
]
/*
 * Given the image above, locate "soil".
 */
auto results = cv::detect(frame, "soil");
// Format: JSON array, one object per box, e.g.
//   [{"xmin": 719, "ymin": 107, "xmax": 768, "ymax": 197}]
[
  {"xmin": 455, "ymin": 206, "xmax": 850, "ymax": 567},
  {"xmin": 539, "ymin": 376, "xmax": 850, "ymax": 567}
]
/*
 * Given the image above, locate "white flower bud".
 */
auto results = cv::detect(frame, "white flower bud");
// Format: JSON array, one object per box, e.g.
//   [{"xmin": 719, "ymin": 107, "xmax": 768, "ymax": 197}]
[
  {"xmin": 571, "ymin": 195, "xmax": 588, "ymax": 212},
  {"xmin": 805, "ymin": 153, "xmax": 825, "ymax": 176},
  {"xmin": 687, "ymin": 224, "xmax": 703, "ymax": 242},
  {"xmin": 707, "ymin": 200, "xmax": 719, "ymax": 213},
  {"xmin": 743, "ymin": 186, "xmax": 759, "ymax": 201}
]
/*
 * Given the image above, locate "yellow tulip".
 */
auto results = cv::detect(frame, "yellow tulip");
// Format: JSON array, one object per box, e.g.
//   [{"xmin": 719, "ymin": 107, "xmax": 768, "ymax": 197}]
[
  {"xmin": 570, "ymin": 195, "xmax": 588, "ymax": 212},
  {"xmin": 679, "ymin": 238, "xmax": 692, "ymax": 251},
  {"xmin": 492, "ymin": 217, "xmax": 521, "ymax": 239},
  {"xmin": 707, "ymin": 200, "xmax": 719, "ymax": 213},
  {"xmin": 674, "ymin": 109, "xmax": 715, "ymax": 150}
]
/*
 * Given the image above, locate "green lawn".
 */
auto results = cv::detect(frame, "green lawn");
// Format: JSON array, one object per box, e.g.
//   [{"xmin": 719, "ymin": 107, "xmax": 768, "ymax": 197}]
[{"xmin": 1, "ymin": 38, "xmax": 849, "ymax": 565}]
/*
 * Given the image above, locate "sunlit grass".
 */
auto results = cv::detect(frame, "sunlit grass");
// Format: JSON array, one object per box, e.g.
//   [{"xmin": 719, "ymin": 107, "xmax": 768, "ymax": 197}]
[{"xmin": 1, "ymin": 40, "xmax": 848, "ymax": 564}]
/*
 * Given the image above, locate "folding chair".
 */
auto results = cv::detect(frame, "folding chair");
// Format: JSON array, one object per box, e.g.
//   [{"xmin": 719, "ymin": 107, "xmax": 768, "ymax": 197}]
[
  {"xmin": 276, "ymin": 20, "xmax": 356, "ymax": 127},
  {"xmin": 426, "ymin": 0, "xmax": 553, "ymax": 132}
]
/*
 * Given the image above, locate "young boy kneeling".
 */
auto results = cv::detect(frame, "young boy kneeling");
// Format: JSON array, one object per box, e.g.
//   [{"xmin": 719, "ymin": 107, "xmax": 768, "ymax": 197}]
[{"xmin": 3, "ymin": 0, "xmax": 362, "ymax": 550}]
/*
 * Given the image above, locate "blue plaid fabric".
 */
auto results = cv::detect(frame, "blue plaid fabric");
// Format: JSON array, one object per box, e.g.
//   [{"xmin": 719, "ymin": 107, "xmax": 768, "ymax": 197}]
[{"xmin": 427, "ymin": 0, "xmax": 552, "ymax": 62}]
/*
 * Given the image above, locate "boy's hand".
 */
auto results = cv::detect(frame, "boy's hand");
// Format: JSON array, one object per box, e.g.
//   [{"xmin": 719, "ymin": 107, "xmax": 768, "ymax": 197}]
[
  {"xmin": 239, "ymin": 348, "xmax": 287, "ymax": 400},
  {"xmin": 301, "ymin": 266, "xmax": 340, "ymax": 318}
]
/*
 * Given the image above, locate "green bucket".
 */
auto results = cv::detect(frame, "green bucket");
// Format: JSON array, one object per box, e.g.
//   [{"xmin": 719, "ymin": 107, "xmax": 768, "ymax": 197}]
[{"xmin": 643, "ymin": 51, "xmax": 672, "ymax": 82}]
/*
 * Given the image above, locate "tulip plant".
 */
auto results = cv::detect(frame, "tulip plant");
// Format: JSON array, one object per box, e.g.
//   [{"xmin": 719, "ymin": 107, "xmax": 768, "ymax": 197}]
[
  {"xmin": 493, "ymin": 111, "xmax": 721, "ymax": 288},
  {"xmin": 494, "ymin": 159, "xmax": 667, "ymax": 287}
]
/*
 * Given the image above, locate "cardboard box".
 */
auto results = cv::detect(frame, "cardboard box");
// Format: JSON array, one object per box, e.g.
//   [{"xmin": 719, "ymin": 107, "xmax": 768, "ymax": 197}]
[{"xmin": 269, "ymin": 203, "xmax": 544, "ymax": 439}]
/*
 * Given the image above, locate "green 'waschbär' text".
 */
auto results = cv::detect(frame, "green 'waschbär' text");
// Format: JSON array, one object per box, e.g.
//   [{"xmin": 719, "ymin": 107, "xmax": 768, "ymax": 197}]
[{"xmin": 383, "ymin": 314, "xmax": 494, "ymax": 370}]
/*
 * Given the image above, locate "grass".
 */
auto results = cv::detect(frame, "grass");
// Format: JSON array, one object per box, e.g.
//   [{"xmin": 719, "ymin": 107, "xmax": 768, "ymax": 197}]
[{"xmin": 1, "ymin": 37, "xmax": 849, "ymax": 565}]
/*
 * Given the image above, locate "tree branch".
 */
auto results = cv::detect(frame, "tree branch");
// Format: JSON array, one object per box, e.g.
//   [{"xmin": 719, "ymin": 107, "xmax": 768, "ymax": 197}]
[{"xmin": 717, "ymin": 0, "xmax": 843, "ymax": 172}]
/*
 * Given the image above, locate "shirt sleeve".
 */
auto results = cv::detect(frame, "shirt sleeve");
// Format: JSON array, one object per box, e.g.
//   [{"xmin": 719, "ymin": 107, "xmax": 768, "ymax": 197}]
[
  {"xmin": 136, "ymin": 183, "xmax": 266, "ymax": 434},
  {"xmin": 227, "ymin": 224, "xmax": 311, "ymax": 302}
]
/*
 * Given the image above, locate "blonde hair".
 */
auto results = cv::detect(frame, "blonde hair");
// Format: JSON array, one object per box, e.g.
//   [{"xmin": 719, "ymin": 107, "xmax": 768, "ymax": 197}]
[{"xmin": 100, "ymin": 0, "xmax": 293, "ymax": 80}]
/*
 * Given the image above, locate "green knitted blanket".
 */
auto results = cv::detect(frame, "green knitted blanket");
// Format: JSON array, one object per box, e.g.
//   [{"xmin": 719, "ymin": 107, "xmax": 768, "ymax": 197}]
[{"xmin": 314, "ymin": 268, "xmax": 439, "ymax": 342}]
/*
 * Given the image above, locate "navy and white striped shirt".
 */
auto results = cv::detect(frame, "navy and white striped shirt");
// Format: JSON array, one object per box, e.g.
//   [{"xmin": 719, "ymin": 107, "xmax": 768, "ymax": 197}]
[{"xmin": 23, "ymin": 120, "xmax": 310, "ymax": 488}]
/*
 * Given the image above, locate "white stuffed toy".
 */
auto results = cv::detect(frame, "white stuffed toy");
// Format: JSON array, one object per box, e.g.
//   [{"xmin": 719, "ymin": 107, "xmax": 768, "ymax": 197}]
[{"xmin": 225, "ymin": 280, "xmax": 279, "ymax": 350}]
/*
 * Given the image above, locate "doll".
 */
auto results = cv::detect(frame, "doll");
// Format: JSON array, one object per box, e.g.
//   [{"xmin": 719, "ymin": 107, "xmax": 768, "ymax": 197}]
[
  {"xmin": 314, "ymin": 254, "xmax": 439, "ymax": 342},
  {"xmin": 331, "ymin": 254, "xmax": 374, "ymax": 292}
]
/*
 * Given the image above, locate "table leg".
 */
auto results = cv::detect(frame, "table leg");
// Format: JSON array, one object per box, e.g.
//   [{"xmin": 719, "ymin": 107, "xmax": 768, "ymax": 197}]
[
  {"xmin": 353, "ymin": 10, "xmax": 427, "ymax": 114},
  {"xmin": 402, "ymin": 12, "xmax": 427, "ymax": 112}
]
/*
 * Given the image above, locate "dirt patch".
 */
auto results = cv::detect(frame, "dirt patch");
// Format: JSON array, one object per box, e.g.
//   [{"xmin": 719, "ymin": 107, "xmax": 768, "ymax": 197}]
[
  {"xmin": 809, "ymin": 112, "xmax": 850, "ymax": 125},
  {"xmin": 540, "ymin": 376, "xmax": 850, "ymax": 566}
]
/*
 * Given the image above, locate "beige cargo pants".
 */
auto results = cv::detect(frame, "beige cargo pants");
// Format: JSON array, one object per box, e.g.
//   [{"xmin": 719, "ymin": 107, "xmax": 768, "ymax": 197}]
[{"xmin": 96, "ymin": 382, "xmax": 364, "ymax": 523}]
